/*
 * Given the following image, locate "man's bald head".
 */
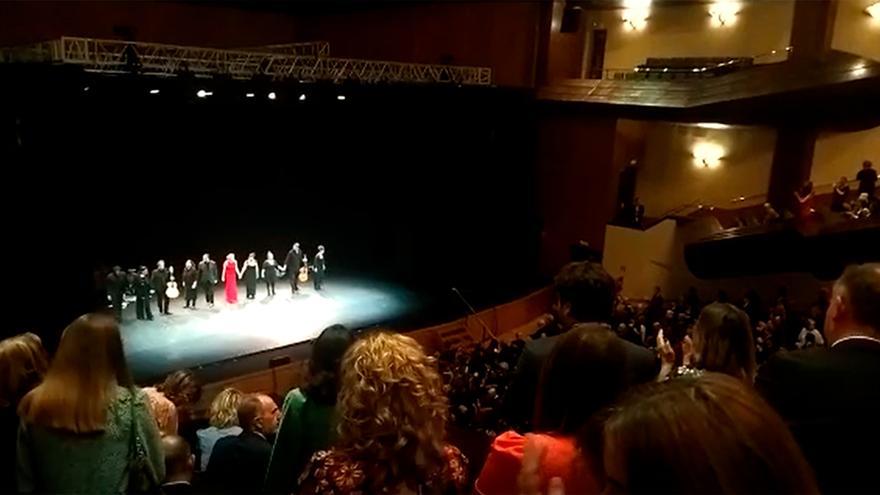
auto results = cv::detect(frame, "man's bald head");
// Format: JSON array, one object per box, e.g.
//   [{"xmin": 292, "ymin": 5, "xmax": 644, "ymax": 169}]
[
  {"xmin": 238, "ymin": 393, "xmax": 280, "ymax": 435},
  {"xmin": 162, "ymin": 435, "xmax": 193, "ymax": 481},
  {"xmin": 825, "ymin": 263, "xmax": 880, "ymax": 343}
]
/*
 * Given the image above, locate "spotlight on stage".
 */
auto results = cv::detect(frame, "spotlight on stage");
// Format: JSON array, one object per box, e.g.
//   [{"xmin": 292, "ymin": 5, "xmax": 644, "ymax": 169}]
[
  {"xmin": 196, "ymin": 89, "xmax": 213, "ymax": 98},
  {"xmin": 299, "ymin": 93, "xmax": 307, "ymax": 101},
  {"xmin": 149, "ymin": 89, "xmax": 160, "ymax": 95},
  {"xmin": 337, "ymin": 95, "xmax": 346, "ymax": 101},
  {"xmin": 246, "ymin": 92, "xmax": 255, "ymax": 98}
]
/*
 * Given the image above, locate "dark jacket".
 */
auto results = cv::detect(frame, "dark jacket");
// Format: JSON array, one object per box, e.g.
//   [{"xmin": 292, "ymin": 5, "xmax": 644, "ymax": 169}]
[
  {"xmin": 150, "ymin": 268, "xmax": 169, "ymax": 293},
  {"xmin": 205, "ymin": 431, "xmax": 272, "ymax": 494},
  {"xmin": 757, "ymin": 337, "xmax": 880, "ymax": 495},
  {"xmin": 182, "ymin": 267, "xmax": 198, "ymax": 288},
  {"xmin": 504, "ymin": 322, "xmax": 658, "ymax": 429},
  {"xmin": 284, "ymin": 249, "xmax": 304, "ymax": 275},
  {"xmin": 197, "ymin": 261, "xmax": 218, "ymax": 284},
  {"xmin": 312, "ymin": 253, "xmax": 326, "ymax": 274}
]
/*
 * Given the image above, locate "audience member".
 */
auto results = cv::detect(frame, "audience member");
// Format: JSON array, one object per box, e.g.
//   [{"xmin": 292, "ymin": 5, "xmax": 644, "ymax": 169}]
[
  {"xmin": 476, "ymin": 326, "xmax": 628, "ymax": 495},
  {"xmin": 195, "ymin": 387, "xmax": 242, "ymax": 472},
  {"xmin": 763, "ymin": 202, "xmax": 781, "ymax": 224},
  {"xmin": 846, "ymin": 192, "xmax": 873, "ymax": 219},
  {"xmin": 17, "ymin": 314, "xmax": 164, "ymax": 493},
  {"xmin": 831, "ymin": 176, "xmax": 851, "ymax": 212},
  {"xmin": 795, "ymin": 318, "xmax": 825, "ymax": 349},
  {"xmin": 265, "ymin": 324, "xmax": 354, "ymax": 494},
  {"xmin": 205, "ymin": 393, "xmax": 279, "ymax": 493},
  {"xmin": 794, "ymin": 180, "xmax": 816, "ymax": 218},
  {"xmin": 0, "ymin": 333, "xmax": 48, "ymax": 494},
  {"xmin": 299, "ymin": 332, "xmax": 469, "ymax": 494},
  {"xmin": 758, "ymin": 263, "xmax": 880, "ymax": 494},
  {"xmin": 162, "ymin": 435, "xmax": 195, "ymax": 494},
  {"xmin": 144, "ymin": 369, "xmax": 203, "ymax": 440},
  {"xmin": 587, "ymin": 373, "xmax": 818, "ymax": 494},
  {"xmin": 504, "ymin": 262, "xmax": 657, "ymax": 430},
  {"xmin": 856, "ymin": 159, "xmax": 876, "ymax": 199},
  {"xmin": 657, "ymin": 302, "xmax": 756, "ymax": 383}
]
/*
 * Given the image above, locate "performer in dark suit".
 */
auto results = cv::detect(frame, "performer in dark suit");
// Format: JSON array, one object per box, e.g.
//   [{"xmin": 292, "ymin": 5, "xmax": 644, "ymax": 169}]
[
  {"xmin": 106, "ymin": 265, "xmax": 127, "ymax": 321},
  {"xmin": 261, "ymin": 251, "xmax": 279, "ymax": 297},
  {"xmin": 181, "ymin": 259, "xmax": 198, "ymax": 309},
  {"xmin": 312, "ymin": 245, "xmax": 326, "ymax": 291},
  {"xmin": 134, "ymin": 266, "xmax": 154, "ymax": 321},
  {"xmin": 283, "ymin": 242, "xmax": 305, "ymax": 294},
  {"xmin": 503, "ymin": 262, "xmax": 658, "ymax": 431},
  {"xmin": 197, "ymin": 253, "xmax": 218, "ymax": 307},
  {"xmin": 757, "ymin": 263, "xmax": 880, "ymax": 495},
  {"xmin": 205, "ymin": 394, "xmax": 279, "ymax": 494},
  {"xmin": 151, "ymin": 259, "xmax": 171, "ymax": 315}
]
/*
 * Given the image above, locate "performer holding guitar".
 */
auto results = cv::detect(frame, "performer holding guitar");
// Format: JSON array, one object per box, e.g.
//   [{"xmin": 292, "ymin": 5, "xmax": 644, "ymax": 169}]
[
  {"xmin": 283, "ymin": 242, "xmax": 305, "ymax": 295},
  {"xmin": 151, "ymin": 260, "xmax": 172, "ymax": 315}
]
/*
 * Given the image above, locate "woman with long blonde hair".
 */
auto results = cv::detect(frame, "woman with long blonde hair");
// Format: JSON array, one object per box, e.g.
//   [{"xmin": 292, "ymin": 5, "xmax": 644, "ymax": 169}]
[
  {"xmin": 299, "ymin": 331, "xmax": 468, "ymax": 494},
  {"xmin": 17, "ymin": 313, "xmax": 164, "ymax": 493}
]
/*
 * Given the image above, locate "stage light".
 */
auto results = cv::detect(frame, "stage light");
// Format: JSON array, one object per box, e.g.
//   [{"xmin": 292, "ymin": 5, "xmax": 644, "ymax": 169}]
[
  {"xmin": 299, "ymin": 94, "xmax": 307, "ymax": 101},
  {"xmin": 245, "ymin": 93, "xmax": 255, "ymax": 98},
  {"xmin": 268, "ymin": 92, "xmax": 277, "ymax": 100},
  {"xmin": 83, "ymin": 86, "xmax": 90, "ymax": 92},
  {"xmin": 867, "ymin": 2, "xmax": 880, "ymax": 19},
  {"xmin": 622, "ymin": 0, "xmax": 650, "ymax": 31},
  {"xmin": 692, "ymin": 141, "xmax": 725, "ymax": 169},
  {"xmin": 196, "ymin": 89, "xmax": 212, "ymax": 98},
  {"xmin": 709, "ymin": 0, "xmax": 741, "ymax": 27},
  {"xmin": 149, "ymin": 89, "xmax": 160, "ymax": 95},
  {"xmin": 337, "ymin": 95, "xmax": 346, "ymax": 101},
  {"xmin": 695, "ymin": 122, "xmax": 732, "ymax": 130}
]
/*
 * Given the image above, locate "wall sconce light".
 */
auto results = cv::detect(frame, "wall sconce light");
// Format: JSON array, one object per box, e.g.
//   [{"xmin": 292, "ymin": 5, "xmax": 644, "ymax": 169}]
[
  {"xmin": 867, "ymin": 2, "xmax": 880, "ymax": 20},
  {"xmin": 692, "ymin": 141, "xmax": 725, "ymax": 169},
  {"xmin": 622, "ymin": 0, "xmax": 651, "ymax": 31},
  {"xmin": 709, "ymin": 1, "xmax": 741, "ymax": 27}
]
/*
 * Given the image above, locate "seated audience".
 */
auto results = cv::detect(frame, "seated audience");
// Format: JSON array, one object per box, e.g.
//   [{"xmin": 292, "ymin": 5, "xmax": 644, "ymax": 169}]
[
  {"xmin": 831, "ymin": 176, "xmax": 850, "ymax": 212},
  {"xmin": 795, "ymin": 318, "xmax": 825, "ymax": 349},
  {"xmin": 144, "ymin": 369, "xmax": 203, "ymax": 438},
  {"xmin": 265, "ymin": 324, "xmax": 354, "ymax": 494},
  {"xmin": 657, "ymin": 302, "xmax": 756, "ymax": 383},
  {"xmin": 0, "ymin": 332, "xmax": 48, "ymax": 494},
  {"xmin": 504, "ymin": 262, "xmax": 657, "ymax": 430},
  {"xmin": 196, "ymin": 387, "xmax": 242, "ymax": 472},
  {"xmin": 758, "ymin": 263, "xmax": 880, "ymax": 494},
  {"xmin": 205, "ymin": 393, "xmax": 279, "ymax": 493},
  {"xmin": 476, "ymin": 326, "xmax": 628, "ymax": 495},
  {"xmin": 846, "ymin": 192, "xmax": 873, "ymax": 219},
  {"xmin": 162, "ymin": 435, "xmax": 195, "ymax": 494},
  {"xmin": 17, "ymin": 313, "xmax": 164, "ymax": 493},
  {"xmin": 299, "ymin": 332, "xmax": 468, "ymax": 494},
  {"xmin": 582, "ymin": 373, "xmax": 818, "ymax": 494}
]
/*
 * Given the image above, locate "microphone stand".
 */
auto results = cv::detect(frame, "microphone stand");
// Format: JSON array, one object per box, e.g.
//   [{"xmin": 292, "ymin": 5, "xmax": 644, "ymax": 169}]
[{"xmin": 451, "ymin": 287, "xmax": 496, "ymax": 341}]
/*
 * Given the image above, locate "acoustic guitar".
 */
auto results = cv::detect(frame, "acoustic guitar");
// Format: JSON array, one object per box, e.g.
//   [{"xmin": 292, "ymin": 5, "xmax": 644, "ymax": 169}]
[
  {"xmin": 165, "ymin": 279, "xmax": 181, "ymax": 299},
  {"xmin": 298, "ymin": 263, "xmax": 309, "ymax": 283}
]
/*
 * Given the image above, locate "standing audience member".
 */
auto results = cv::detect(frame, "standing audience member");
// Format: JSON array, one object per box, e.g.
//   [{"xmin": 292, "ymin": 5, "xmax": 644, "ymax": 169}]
[
  {"xmin": 265, "ymin": 324, "xmax": 353, "ymax": 494},
  {"xmin": 476, "ymin": 326, "xmax": 627, "ymax": 495},
  {"xmin": 162, "ymin": 435, "xmax": 195, "ymax": 494},
  {"xmin": 0, "ymin": 333, "xmax": 48, "ymax": 494},
  {"xmin": 205, "ymin": 393, "xmax": 279, "ymax": 494},
  {"xmin": 794, "ymin": 180, "xmax": 816, "ymax": 218},
  {"xmin": 17, "ymin": 314, "xmax": 164, "ymax": 493},
  {"xmin": 504, "ymin": 262, "xmax": 657, "ymax": 430},
  {"xmin": 144, "ymin": 370, "xmax": 203, "ymax": 440},
  {"xmin": 196, "ymin": 387, "xmax": 242, "ymax": 472},
  {"xmin": 831, "ymin": 176, "xmax": 851, "ymax": 212},
  {"xmin": 856, "ymin": 160, "xmax": 877, "ymax": 199},
  {"xmin": 758, "ymin": 263, "xmax": 880, "ymax": 495},
  {"xmin": 299, "ymin": 332, "xmax": 469, "ymax": 494},
  {"xmin": 581, "ymin": 373, "xmax": 818, "ymax": 495},
  {"xmin": 657, "ymin": 302, "xmax": 756, "ymax": 383}
]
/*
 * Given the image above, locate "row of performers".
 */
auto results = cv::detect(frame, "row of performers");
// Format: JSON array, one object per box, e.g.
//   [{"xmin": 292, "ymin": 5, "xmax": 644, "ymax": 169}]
[{"xmin": 105, "ymin": 243, "xmax": 326, "ymax": 321}]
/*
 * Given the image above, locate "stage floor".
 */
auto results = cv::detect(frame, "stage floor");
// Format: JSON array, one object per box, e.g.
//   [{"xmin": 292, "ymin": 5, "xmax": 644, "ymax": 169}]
[{"xmin": 121, "ymin": 277, "xmax": 417, "ymax": 381}]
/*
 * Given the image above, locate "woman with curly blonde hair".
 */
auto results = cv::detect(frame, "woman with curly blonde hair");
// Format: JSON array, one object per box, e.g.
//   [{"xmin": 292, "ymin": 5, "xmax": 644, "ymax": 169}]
[
  {"xmin": 299, "ymin": 331, "xmax": 468, "ymax": 494},
  {"xmin": 196, "ymin": 387, "xmax": 243, "ymax": 471}
]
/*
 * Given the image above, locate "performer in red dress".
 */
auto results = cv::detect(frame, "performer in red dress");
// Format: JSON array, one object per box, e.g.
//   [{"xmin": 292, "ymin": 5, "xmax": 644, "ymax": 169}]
[{"xmin": 221, "ymin": 253, "xmax": 240, "ymax": 304}]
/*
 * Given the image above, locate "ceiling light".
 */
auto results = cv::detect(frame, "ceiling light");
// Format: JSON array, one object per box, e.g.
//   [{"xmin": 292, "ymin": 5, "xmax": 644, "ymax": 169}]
[
  {"xmin": 245, "ymin": 93, "xmax": 255, "ymax": 98},
  {"xmin": 622, "ymin": 0, "xmax": 651, "ymax": 31},
  {"xmin": 695, "ymin": 122, "xmax": 732, "ymax": 130},
  {"xmin": 268, "ymin": 92, "xmax": 276, "ymax": 100},
  {"xmin": 299, "ymin": 94, "xmax": 307, "ymax": 101},
  {"xmin": 867, "ymin": 2, "xmax": 880, "ymax": 19},
  {"xmin": 149, "ymin": 89, "xmax": 159, "ymax": 95},
  {"xmin": 196, "ymin": 89, "xmax": 212, "ymax": 98},
  {"xmin": 693, "ymin": 141, "xmax": 725, "ymax": 169},
  {"xmin": 709, "ymin": 0, "xmax": 741, "ymax": 27},
  {"xmin": 337, "ymin": 95, "xmax": 346, "ymax": 101}
]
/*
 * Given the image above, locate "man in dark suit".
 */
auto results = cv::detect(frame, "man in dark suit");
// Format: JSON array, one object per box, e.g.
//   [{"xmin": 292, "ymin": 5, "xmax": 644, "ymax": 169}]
[
  {"xmin": 503, "ymin": 261, "xmax": 658, "ymax": 430},
  {"xmin": 161, "ymin": 435, "xmax": 195, "ymax": 495},
  {"xmin": 197, "ymin": 253, "xmax": 218, "ymax": 307},
  {"xmin": 205, "ymin": 393, "xmax": 280, "ymax": 493},
  {"xmin": 758, "ymin": 263, "xmax": 880, "ymax": 495},
  {"xmin": 284, "ymin": 242, "xmax": 305, "ymax": 294},
  {"xmin": 312, "ymin": 245, "xmax": 326, "ymax": 291},
  {"xmin": 150, "ymin": 259, "xmax": 171, "ymax": 315},
  {"xmin": 105, "ymin": 265, "xmax": 127, "ymax": 321}
]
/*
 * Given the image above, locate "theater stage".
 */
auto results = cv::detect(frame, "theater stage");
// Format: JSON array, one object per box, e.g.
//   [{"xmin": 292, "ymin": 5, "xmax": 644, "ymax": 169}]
[{"xmin": 120, "ymin": 277, "xmax": 418, "ymax": 381}]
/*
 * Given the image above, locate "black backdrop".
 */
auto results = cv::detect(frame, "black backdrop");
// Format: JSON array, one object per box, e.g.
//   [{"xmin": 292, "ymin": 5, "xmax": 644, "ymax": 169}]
[{"xmin": 1, "ymin": 66, "xmax": 543, "ymax": 343}]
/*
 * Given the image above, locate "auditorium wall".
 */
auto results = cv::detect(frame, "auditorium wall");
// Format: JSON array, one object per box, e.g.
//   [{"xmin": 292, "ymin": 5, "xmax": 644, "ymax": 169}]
[
  {"xmin": 812, "ymin": 125, "xmax": 880, "ymax": 187},
  {"xmin": 831, "ymin": 0, "xmax": 880, "ymax": 61},
  {"xmin": 0, "ymin": 1, "xmax": 542, "ymax": 88},
  {"xmin": 633, "ymin": 122, "xmax": 777, "ymax": 215},
  {"xmin": 581, "ymin": 0, "xmax": 795, "ymax": 72}
]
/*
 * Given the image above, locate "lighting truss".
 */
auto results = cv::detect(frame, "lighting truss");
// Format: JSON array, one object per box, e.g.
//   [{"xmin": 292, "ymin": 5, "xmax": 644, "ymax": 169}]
[
  {"xmin": 0, "ymin": 37, "xmax": 492, "ymax": 86},
  {"xmin": 238, "ymin": 41, "xmax": 331, "ymax": 58}
]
